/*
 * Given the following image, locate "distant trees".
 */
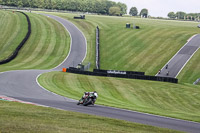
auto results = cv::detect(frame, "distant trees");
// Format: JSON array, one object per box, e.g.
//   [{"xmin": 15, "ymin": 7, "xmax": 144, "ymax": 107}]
[
  {"xmin": 168, "ymin": 11, "xmax": 200, "ymax": 21},
  {"xmin": 109, "ymin": 6, "xmax": 121, "ymax": 16},
  {"xmin": 117, "ymin": 2, "xmax": 127, "ymax": 15},
  {"xmin": 167, "ymin": 12, "xmax": 176, "ymax": 19},
  {"xmin": 176, "ymin": 11, "xmax": 186, "ymax": 19},
  {"xmin": 0, "ymin": 0, "xmax": 127, "ymax": 15},
  {"xmin": 129, "ymin": 7, "xmax": 138, "ymax": 16},
  {"xmin": 140, "ymin": 8, "xmax": 148, "ymax": 18}
]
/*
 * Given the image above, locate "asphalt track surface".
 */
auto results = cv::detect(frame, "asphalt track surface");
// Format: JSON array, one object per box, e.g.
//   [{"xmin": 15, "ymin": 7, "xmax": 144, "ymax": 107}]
[
  {"xmin": 0, "ymin": 14, "xmax": 200, "ymax": 133},
  {"xmin": 156, "ymin": 34, "xmax": 200, "ymax": 78}
]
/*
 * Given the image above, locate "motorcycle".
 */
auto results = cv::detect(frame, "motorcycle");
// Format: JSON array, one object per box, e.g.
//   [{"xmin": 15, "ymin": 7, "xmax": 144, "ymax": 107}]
[{"xmin": 77, "ymin": 92, "xmax": 97, "ymax": 106}]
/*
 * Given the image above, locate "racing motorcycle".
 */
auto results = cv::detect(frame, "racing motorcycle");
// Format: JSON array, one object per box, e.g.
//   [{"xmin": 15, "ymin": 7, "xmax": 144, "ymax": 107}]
[{"xmin": 77, "ymin": 92, "xmax": 97, "ymax": 106}]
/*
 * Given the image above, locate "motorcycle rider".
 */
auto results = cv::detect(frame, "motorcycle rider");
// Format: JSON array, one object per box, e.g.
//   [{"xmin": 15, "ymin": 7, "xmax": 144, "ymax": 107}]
[{"xmin": 78, "ymin": 91, "xmax": 98, "ymax": 105}]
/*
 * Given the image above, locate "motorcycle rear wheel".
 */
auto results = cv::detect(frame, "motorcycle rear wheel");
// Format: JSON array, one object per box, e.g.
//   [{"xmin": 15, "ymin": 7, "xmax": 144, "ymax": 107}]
[{"xmin": 83, "ymin": 98, "xmax": 92, "ymax": 106}]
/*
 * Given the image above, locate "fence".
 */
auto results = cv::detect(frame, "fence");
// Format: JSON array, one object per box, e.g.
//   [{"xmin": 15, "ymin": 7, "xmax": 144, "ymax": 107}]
[
  {"xmin": 96, "ymin": 26, "xmax": 100, "ymax": 69},
  {"xmin": 65, "ymin": 67, "xmax": 178, "ymax": 83},
  {"xmin": 0, "ymin": 11, "xmax": 31, "ymax": 64}
]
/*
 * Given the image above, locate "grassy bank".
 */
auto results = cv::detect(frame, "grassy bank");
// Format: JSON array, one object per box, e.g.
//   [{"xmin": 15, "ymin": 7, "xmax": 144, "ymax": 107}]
[
  {"xmin": 177, "ymin": 48, "xmax": 200, "ymax": 83},
  {"xmin": 0, "ymin": 10, "xmax": 27, "ymax": 61},
  {"xmin": 0, "ymin": 11, "xmax": 70, "ymax": 72},
  {"xmin": 37, "ymin": 12, "xmax": 200, "ymax": 122},
  {"xmin": 45, "ymin": 12, "xmax": 200, "ymax": 83},
  {"xmin": 39, "ymin": 72, "xmax": 200, "ymax": 122},
  {"xmin": 0, "ymin": 101, "xmax": 181, "ymax": 133},
  {"xmin": 42, "ymin": 12, "xmax": 97, "ymax": 70},
  {"xmin": 1, "ymin": 10, "xmax": 200, "ymax": 132}
]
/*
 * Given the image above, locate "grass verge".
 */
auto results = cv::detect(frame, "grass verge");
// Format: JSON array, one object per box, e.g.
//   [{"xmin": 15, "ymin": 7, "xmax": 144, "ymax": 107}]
[
  {"xmin": 0, "ymin": 11, "xmax": 70, "ymax": 72},
  {"xmin": 0, "ymin": 10, "xmax": 27, "ymax": 61},
  {"xmin": 0, "ymin": 101, "xmax": 182, "ymax": 133},
  {"xmin": 38, "ymin": 72, "xmax": 200, "ymax": 122},
  {"xmin": 43, "ymin": 12, "xmax": 200, "ymax": 84}
]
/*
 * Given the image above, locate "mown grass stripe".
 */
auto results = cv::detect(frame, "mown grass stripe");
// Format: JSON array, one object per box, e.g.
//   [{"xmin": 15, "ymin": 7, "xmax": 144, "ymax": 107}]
[
  {"xmin": 27, "ymin": 16, "xmax": 56, "ymax": 68},
  {"xmin": 0, "ymin": 11, "xmax": 27, "ymax": 60},
  {"xmin": 107, "ymin": 28, "xmax": 162, "ymax": 71},
  {"xmin": 39, "ymin": 71, "xmax": 200, "ymax": 122},
  {"xmin": 0, "ymin": 100, "xmax": 180, "ymax": 133},
  {"xmin": 0, "ymin": 12, "xmax": 69, "ymax": 72},
  {"xmin": 22, "ymin": 16, "xmax": 47, "ymax": 66}
]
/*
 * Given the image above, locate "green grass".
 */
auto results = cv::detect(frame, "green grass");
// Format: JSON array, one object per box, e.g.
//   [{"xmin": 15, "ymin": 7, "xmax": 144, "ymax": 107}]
[
  {"xmin": 0, "ymin": 10, "xmax": 28, "ymax": 61},
  {"xmin": 43, "ymin": 12, "xmax": 200, "ymax": 83},
  {"xmin": 0, "ymin": 11, "xmax": 70, "ymax": 72},
  {"xmin": 40, "ymin": 12, "xmax": 98, "ymax": 70},
  {"xmin": 0, "ymin": 101, "xmax": 181, "ymax": 133},
  {"xmin": 37, "ymin": 12, "xmax": 200, "ymax": 122},
  {"xmin": 1, "ymin": 10, "xmax": 200, "ymax": 131},
  {"xmin": 39, "ymin": 72, "xmax": 200, "ymax": 122},
  {"xmin": 177, "ymin": 47, "xmax": 200, "ymax": 83}
]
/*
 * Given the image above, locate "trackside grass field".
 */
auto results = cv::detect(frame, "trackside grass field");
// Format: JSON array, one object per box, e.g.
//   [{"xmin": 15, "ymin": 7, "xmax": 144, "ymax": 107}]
[
  {"xmin": 0, "ymin": 10, "xmax": 182, "ymax": 132},
  {"xmin": 1, "ymin": 10, "xmax": 200, "ymax": 132},
  {"xmin": 39, "ymin": 72, "xmax": 200, "ymax": 122},
  {"xmin": 0, "ymin": 101, "xmax": 181, "ymax": 133},
  {"xmin": 177, "ymin": 48, "xmax": 200, "ymax": 83},
  {"xmin": 40, "ymin": 12, "xmax": 97, "ymax": 70},
  {"xmin": 0, "ymin": 11, "xmax": 70, "ymax": 72},
  {"xmin": 44, "ymin": 12, "xmax": 200, "ymax": 83},
  {"xmin": 37, "ymin": 12, "xmax": 200, "ymax": 123},
  {"xmin": 0, "ymin": 10, "xmax": 27, "ymax": 61}
]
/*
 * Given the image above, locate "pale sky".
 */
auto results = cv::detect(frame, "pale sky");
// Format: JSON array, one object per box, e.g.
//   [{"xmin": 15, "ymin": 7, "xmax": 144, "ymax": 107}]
[{"xmin": 111, "ymin": 0, "xmax": 200, "ymax": 17}]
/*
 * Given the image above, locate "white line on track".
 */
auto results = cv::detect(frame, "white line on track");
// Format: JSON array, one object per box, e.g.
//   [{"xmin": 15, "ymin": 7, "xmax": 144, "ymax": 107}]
[
  {"xmin": 155, "ymin": 34, "xmax": 198, "ymax": 76},
  {"xmin": 175, "ymin": 46, "xmax": 200, "ymax": 78},
  {"xmin": 45, "ymin": 14, "xmax": 87, "ymax": 70}
]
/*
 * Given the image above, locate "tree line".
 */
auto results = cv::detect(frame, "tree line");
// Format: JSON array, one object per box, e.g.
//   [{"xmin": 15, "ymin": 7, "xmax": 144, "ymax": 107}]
[
  {"xmin": 168, "ymin": 11, "xmax": 200, "ymax": 21},
  {"xmin": 0, "ymin": 0, "xmax": 127, "ymax": 15},
  {"xmin": 129, "ymin": 6, "xmax": 148, "ymax": 18}
]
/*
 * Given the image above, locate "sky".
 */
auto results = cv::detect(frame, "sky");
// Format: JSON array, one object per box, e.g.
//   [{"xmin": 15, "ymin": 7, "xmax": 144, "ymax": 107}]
[{"xmin": 111, "ymin": 0, "xmax": 200, "ymax": 17}]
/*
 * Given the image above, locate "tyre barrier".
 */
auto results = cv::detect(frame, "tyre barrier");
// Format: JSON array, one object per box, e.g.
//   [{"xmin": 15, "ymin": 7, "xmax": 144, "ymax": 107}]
[
  {"xmin": 0, "ymin": 11, "xmax": 31, "ymax": 64},
  {"xmin": 64, "ymin": 67, "xmax": 178, "ymax": 84}
]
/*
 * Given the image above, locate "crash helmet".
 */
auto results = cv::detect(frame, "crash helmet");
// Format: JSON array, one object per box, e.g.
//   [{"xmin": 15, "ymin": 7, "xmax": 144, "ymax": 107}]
[{"xmin": 94, "ymin": 91, "xmax": 98, "ymax": 98}]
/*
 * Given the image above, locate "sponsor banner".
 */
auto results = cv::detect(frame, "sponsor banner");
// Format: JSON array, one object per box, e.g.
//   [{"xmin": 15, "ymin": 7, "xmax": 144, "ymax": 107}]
[{"xmin": 107, "ymin": 70, "xmax": 126, "ymax": 75}]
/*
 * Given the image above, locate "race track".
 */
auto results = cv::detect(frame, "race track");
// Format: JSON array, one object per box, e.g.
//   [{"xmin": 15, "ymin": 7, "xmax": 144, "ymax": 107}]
[
  {"xmin": 156, "ymin": 34, "xmax": 200, "ymax": 78},
  {"xmin": 0, "ymin": 13, "xmax": 200, "ymax": 133}
]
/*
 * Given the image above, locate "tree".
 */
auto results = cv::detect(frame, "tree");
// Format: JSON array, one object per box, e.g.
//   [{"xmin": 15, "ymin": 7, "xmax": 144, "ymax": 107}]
[
  {"xmin": 140, "ymin": 8, "xmax": 148, "ymax": 18},
  {"xmin": 168, "ymin": 12, "xmax": 176, "ymax": 19},
  {"xmin": 17, "ymin": 0, "xmax": 23, "ymax": 7},
  {"xmin": 176, "ymin": 11, "xmax": 186, "ymax": 19},
  {"xmin": 129, "ymin": 7, "xmax": 138, "ymax": 16},
  {"xmin": 1, "ymin": 0, "xmax": 127, "ymax": 15},
  {"xmin": 109, "ymin": 6, "xmax": 121, "ymax": 16},
  {"xmin": 117, "ymin": 2, "xmax": 127, "ymax": 15},
  {"xmin": 105, "ymin": 0, "xmax": 115, "ymax": 14}
]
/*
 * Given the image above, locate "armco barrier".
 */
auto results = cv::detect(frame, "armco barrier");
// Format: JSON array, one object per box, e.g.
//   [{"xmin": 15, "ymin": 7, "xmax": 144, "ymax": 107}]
[
  {"xmin": 65, "ymin": 67, "xmax": 178, "ymax": 83},
  {"xmin": 0, "ymin": 11, "xmax": 31, "ymax": 64}
]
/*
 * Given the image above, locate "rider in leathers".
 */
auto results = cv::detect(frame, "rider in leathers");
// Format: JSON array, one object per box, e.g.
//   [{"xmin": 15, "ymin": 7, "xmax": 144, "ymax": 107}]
[{"xmin": 79, "ymin": 91, "xmax": 98, "ymax": 105}]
